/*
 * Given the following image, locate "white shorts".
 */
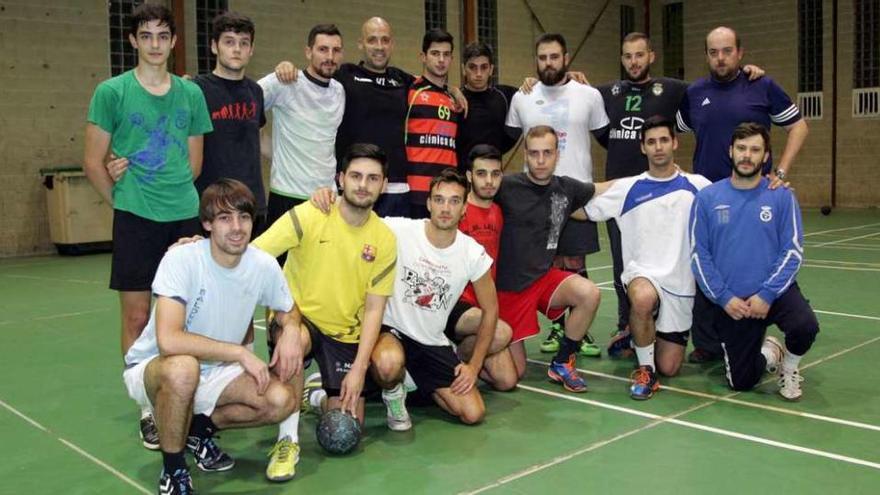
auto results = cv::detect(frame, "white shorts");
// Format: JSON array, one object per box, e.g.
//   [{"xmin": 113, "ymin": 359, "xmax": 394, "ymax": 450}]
[
  {"xmin": 122, "ymin": 355, "xmax": 245, "ymax": 416},
  {"xmin": 622, "ymin": 273, "xmax": 693, "ymax": 334}
]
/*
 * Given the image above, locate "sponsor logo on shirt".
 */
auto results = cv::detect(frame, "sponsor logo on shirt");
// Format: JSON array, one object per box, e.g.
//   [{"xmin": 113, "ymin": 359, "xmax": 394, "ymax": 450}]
[
  {"xmin": 760, "ymin": 206, "xmax": 773, "ymax": 222},
  {"xmin": 362, "ymin": 244, "xmax": 377, "ymax": 262},
  {"xmin": 701, "ymin": 97, "xmax": 711, "ymax": 107},
  {"xmin": 652, "ymin": 82, "xmax": 664, "ymax": 96},
  {"xmin": 609, "ymin": 116, "xmax": 644, "ymax": 140}
]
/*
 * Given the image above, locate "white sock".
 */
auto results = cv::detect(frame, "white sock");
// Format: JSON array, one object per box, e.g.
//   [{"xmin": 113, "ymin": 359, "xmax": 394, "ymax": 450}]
[
  {"xmin": 634, "ymin": 342, "xmax": 655, "ymax": 370},
  {"xmin": 782, "ymin": 351, "xmax": 803, "ymax": 373},
  {"xmin": 309, "ymin": 389, "xmax": 327, "ymax": 411},
  {"xmin": 140, "ymin": 407, "xmax": 152, "ymax": 419},
  {"xmin": 277, "ymin": 411, "xmax": 299, "ymax": 442},
  {"xmin": 403, "ymin": 370, "xmax": 418, "ymax": 392}
]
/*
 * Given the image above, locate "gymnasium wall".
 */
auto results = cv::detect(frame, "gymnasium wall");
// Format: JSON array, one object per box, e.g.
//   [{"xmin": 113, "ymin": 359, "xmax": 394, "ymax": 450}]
[{"xmin": 0, "ymin": 1, "xmax": 876, "ymax": 256}]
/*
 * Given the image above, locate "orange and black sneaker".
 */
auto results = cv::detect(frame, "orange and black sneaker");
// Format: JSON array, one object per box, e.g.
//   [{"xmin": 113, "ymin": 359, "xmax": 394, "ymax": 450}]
[
  {"xmin": 629, "ymin": 365, "xmax": 659, "ymax": 400},
  {"xmin": 548, "ymin": 354, "xmax": 587, "ymax": 393}
]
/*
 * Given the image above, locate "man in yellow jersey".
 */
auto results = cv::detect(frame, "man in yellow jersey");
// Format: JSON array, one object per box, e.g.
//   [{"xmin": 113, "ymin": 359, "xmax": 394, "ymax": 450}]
[{"xmin": 253, "ymin": 143, "xmax": 405, "ymax": 480}]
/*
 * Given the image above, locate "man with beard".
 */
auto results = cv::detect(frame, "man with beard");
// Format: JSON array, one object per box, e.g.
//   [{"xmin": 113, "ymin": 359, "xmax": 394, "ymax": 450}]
[
  {"xmin": 584, "ymin": 117, "xmax": 710, "ymax": 400},
  {"xmin": 253, "ymin": 144, "xmax": 405, "ymax": 477},
  {"xmin": 595, "ymin": 32, "xmax": 765, "ymax": 360},
  {"xmin": 406, "ymin": 29, "xmax": 461, "ymax": 218},
  {"xmin": 506, "ymin": 33, "xmax": 609, "ymax": 357},
  {"xmin": 258, "ymin": 24, "xmax": 345, "ymax": 230},
  {"xmin": 690, "ymin": 123, "xmax": 818, "ymax": 401},
  {"xmin": 456, "ymin": 42, "xmax": 521, "ymax": 169},
  {"xmin": 122, "ymin": 179, "xmax": 299, "ymax": 494},
  {"xmin": 677, "ymin": 26, "xmax": 808, "ymax": 363}
]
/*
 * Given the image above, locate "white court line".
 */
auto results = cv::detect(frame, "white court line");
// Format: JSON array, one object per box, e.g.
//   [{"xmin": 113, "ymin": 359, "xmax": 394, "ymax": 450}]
[
  {"xmin": 589, "ymin": 264, "xmax": 613, "ymax": 271},
  {"xmin": 34, "ymin": 308, "xmax": 112, "ymax": 321},
  {"xmin": 814, "ymin": 309, "xmax": 880, "ymax": 321},
  {"xmin": 460, "ymin": 399, "xmax": 718, "ymax": 495},
  {"xmin": 813, "ymin": 231, "xmax": 880, "ymax": 248},
  {"xmin": 805, "ymin": 244, "xmax": 880, "ymax": 252},
  {"xmin": 1, "ymin": 274, "xmax": 103, "ymax": 285},
  {"xmin": 803, "ymin": 222, "xmax": 880, "ymax": 237},
  {"xmin": 802, "ymin": 264, "xmax": 880, "ymax": 272},
  {"xmin": 0, "ymin": 398, "xmax": 151, "ymax": 494},
  {"xmin": 463, "ymin": 384, "xmax": 880, "ymax": 494},
  {"xmin": 807, "ymin": 258, "xmax": 880, "ymax": 267}
]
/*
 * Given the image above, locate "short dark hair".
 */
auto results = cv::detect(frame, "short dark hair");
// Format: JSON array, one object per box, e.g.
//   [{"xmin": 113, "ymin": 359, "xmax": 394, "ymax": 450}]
[
  {"xmin": 422, "ymin": 28, "xmax": 454, "ymax": 53},
  {"xmin": 705, "ymin": 26, "xmax": 741, "ymax": 53},
  {"xmin": 525, "ymin": 125, "xmax": 559, "ymax": 149},
  {"xmin": 730, "ymin": 122, "xmax": 771, "ymax": 155},
  {"xmin": 200, "ymin": 178, "xmax": 256, "ymax": 223},
  {"xmin": 130, "ymin": 3, "xmax": 176, "ymax": 37},
  {"xmin": 641, "ymin": 115, "xmax": 676, "ymax": 143},
  {"xmin": 341, "ymin": 143, "xmax": 388, "ymax": 177},
  {"xmin": 621, "ymin": 32, "xmax": 652, "ymax": 52},
  {"xmin": 211, "ymin": 11, "xmax": 255, "ymax": 43},
  {"xmin": 428, "ymin": 168, "xmax": 470, "ymax": 197},
  {"xmin": 308, "ymin": 24, "xmax": 342, "ymax": 47},
  {"xmin": 535, "ymin": 33, "xmax": 567, "ymax": 54},
  {"xmin": 467, "ymin": 144, "xmax": 502, "ymax": 170},
  {"xmin": 463, "ymin": 41, "xmax": 494, "ymax": 65}
]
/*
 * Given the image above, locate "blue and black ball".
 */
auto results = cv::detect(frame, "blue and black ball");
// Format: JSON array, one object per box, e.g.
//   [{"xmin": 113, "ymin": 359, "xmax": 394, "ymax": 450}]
[{"xmin": 316, "ymin": 409, "xmax": 361, "ymax": 455}]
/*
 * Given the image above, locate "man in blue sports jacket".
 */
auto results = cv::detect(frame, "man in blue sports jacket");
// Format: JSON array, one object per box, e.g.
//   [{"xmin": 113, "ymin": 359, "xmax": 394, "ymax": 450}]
[{"xmin": 689, "ymin": 122, "xmax": 819, "ymax": 401}]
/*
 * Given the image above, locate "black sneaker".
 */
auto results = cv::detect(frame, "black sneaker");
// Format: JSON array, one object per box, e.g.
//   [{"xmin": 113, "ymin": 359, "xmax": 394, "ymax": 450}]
[
  {"xmin": 139, "ymin": 413, "xmax": 160, "ymax": 450},
  {"xmin": 186, "ymin": 435, "xmax": 235, "ymax": 472},
  {"xmin": 158, "ymin": 468, "xmax": 195, "ymax": 495}
]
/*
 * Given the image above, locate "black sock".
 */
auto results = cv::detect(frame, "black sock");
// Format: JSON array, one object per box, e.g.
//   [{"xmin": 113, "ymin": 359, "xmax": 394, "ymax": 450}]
[
  {"xmin": 162, "ymin": 449, "xmax": 187, "ymax": 474},
  {"xmin": 554, "ymin": 337, "xmax": 579, "ymax": 364},
  {"xmin": 188, "ymin": 414, "xmax": 217, "ymax": 439}
]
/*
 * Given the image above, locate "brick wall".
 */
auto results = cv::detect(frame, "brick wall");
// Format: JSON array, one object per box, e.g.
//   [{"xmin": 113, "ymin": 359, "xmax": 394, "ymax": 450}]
[{"xmin": 0, "ymin": 0, "xmax": 876, "ymax": 256}]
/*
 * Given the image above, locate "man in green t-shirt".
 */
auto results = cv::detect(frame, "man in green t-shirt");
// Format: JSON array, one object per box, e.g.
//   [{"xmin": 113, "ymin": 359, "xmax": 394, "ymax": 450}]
[{"xmin": 83, "ymin": 3, "xmax": 212, "ymax": 457}]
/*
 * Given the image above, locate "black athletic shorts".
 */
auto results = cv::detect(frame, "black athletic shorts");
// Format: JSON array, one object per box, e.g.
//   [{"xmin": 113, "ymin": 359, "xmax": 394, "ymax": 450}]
[
  {"xmin": 110, "ymin": 210, "xmax": 200, "ymax": 291},
  {"xmin": 657, "ymin": 330, "xmax": 690, "ymax": 346},
  {"xmin": 385, "ymin": 326, "xmax": 460, "ymax": 397},
  {"xmin": 443, "ymin": 300, "xmax": 475, "ymax": 344},
  {"xmin": 557, "ymin": 218, "xmax": 600, "ymax": 257},
  {"xmin": 301, "ymin": 317, "xmax": 378, "ymax": 398}
]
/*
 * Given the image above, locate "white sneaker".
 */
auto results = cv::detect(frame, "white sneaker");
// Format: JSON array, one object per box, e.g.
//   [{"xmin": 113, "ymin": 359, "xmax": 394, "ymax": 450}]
[
  {"xmin": 778, "ymin": 368, "xmax": 804, "ymax": 401},
  {"xmin": 381, "ymin": 385, "xmax": 412, "ymax": 431},
  {"xmin": 762, "ymin": 336, "xmax": 785, "ymax": 374}
]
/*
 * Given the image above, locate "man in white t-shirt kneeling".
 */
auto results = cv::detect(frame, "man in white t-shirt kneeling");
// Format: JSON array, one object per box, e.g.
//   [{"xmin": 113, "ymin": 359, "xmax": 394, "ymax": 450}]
[{"xmin": 122, "ymin": 179, "xmax": 302, "ymax": 495}]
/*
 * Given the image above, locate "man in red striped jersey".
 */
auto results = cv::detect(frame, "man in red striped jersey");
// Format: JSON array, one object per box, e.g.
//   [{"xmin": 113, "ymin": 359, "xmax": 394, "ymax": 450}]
[{"xmin": 406, "ymin": 28, "xmax": 460, "ymax": 218}]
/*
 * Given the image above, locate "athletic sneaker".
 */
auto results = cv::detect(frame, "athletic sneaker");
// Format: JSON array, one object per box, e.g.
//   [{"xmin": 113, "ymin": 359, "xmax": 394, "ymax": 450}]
[
  {"xmin": 382, "ymin": 385, "xmax": 412, "ymax": 431},
  {"xmin": 539, "ymin": 323, "xmax": 564, "ymax": 353},
  {"xmin": 778, "ymin": 368, "xmax": 804, "ymax": 401},
  {"xmin": 266, "ymin": 436, "xmax": 299, "ymax": 482},
  {"xmin": 139, "ymin": 412, "xmax": 160, "ymax": 450},
  {"xmin": 579, "ymin": 333, "xmax": 601, "ymax": 357},
  {"xmin": 629, "ymin": 365, "xmax": 660, "ymax": 400},
  {"xmin": 547, "ymin": 354, "xmax": 587, "ymax": 393},
  {"xmin": 158, "ymin": 468, "xmax": 194, "ymax": 495},
  {"xmin": 301, "ymin": 372, "xmax": 323, "ymax": 414},
  {"xmin": 186, "ymin": 435, "xmax": 235, "ymax": 472},
  {"xmin": 607, "ymin": 328, "xmax": 634, "ymax": 359},
  {"xmin": 687, "ymin": 347, "xmax": 720, "ymax": 364},
  {"xmin": 762, "ymin": 336, "xmax": 785, "ymax": 374}
]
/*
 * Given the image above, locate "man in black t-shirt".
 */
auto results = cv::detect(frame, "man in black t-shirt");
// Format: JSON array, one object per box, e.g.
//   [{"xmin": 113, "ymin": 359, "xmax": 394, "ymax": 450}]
[
  {"xmin": 492, "ymin": 125, "xmax": 613, "ymax": 392},
  {"xmin": 456, "ymin": 42, "xmax": 520, "ymax": 168},
  {"xmin": 194, "ymin": 13, "xmax": 267, "ymax": 234}
]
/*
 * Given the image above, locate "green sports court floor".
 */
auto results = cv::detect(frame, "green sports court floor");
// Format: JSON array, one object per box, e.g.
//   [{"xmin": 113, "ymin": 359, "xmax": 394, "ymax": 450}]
[{"xmin": 1, "ymin": 208, "xmax": 878, "ymax": 494}]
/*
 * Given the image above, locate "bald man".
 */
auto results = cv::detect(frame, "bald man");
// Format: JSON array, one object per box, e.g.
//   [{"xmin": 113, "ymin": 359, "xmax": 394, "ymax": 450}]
[{"xmin": 676, "ymin": 26, "xmax": 808, "ymax": 363}]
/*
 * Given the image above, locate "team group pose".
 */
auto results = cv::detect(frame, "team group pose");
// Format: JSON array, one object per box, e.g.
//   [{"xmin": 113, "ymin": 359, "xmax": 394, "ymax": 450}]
[{"xmin": 85, "ymin": 5, "xmax": 818, "ymax": 494}]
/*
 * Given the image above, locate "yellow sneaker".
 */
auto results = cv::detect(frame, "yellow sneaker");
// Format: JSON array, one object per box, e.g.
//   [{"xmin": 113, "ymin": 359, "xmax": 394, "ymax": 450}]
[{"xmin": 266, "ymin": 436, "xmax": 299, "ymax": 482}]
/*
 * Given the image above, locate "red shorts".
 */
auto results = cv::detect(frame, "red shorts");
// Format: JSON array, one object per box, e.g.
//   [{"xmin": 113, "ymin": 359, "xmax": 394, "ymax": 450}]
[{"xmin": 498, "ymin": 268, "xmax": 574, "ymax": 343}]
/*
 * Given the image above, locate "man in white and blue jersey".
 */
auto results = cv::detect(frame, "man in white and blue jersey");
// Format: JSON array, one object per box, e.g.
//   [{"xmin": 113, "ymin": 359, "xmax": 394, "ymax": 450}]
[
  {"xmin": 677, "ymin": 26, "xmax": 809, "ymax": 363},
  {"xmin": 585, "ymin": 116, "xmax": 710, "ymax": 400},
  {"xmin": 690, "ymin": 123, "xmax": 819, "ymax": 401}
]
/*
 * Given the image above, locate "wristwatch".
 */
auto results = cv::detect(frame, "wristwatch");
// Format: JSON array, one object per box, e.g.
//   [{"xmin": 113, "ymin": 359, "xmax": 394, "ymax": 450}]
[{"xmin": 775, "ymin": 168, "xmax": 787, "ymax": 180}]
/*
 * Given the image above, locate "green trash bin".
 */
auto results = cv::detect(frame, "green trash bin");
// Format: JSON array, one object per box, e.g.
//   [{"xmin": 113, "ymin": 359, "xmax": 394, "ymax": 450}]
[{"xmin": 40, "ymin": 166, "xmax": 113, "ymax": 255}]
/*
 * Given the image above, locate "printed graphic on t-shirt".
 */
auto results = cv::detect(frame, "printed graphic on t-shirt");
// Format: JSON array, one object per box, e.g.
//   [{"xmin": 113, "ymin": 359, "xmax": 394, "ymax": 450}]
[
  {"xmin": 128, "ymin": 112, "xmax": 188, "ymax": 184},
  {"xmin": 547, "ymin": 192, "xmax": 570, "ymax": 250},
  {"xmin": 211, "ymin": 101, "xmax": 258, "ymax": 121},
  {"xmin": 401, "ymin": 259, "xmax": 452, "ymax": 312},
  {"xmin": 538, "ymin": 97, "xmax": 570, "ymax": 153}
]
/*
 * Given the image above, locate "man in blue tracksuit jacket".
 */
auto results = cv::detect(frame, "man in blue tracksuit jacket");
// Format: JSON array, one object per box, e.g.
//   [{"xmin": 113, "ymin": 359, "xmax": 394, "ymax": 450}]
[{"xmin": 689, "ymin": 122, "xmax": 819, "ymax": 401}]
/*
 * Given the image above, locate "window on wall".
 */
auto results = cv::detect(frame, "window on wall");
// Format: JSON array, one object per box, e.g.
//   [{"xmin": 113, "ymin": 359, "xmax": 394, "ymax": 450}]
[
  {"xmin": 425, "ymin": 0, "xmax": 447, "ymax": 31},
  {"xmin": 477, "ymin": 0, "xmax": 499, "ymax": 84},
  {"xmin": 854, "ymin": 0, "xmax": 879, "ymax": 89},
  {"xmin": 798, "ymin": 0, "xmax": 823, "ymax": 119},
  {"xmin": 663, "ymin": 3, "xmax": 684, "ymax": 80},
  {"xmin": 620, "ymin": 4, "xmax": 635, "ymax": 79},
  {"xmin": 197, "ymin": 0, "xmax": 229, "ymax": 75},
  {"xmin": 108, "ymin": 0, "xmax": 139, "ymax": 76}
]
